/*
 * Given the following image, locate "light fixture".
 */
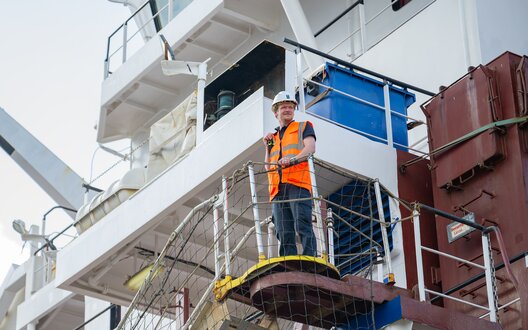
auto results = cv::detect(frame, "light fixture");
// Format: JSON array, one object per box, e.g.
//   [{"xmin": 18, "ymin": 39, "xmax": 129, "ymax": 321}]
[
  {"xmin": 12, "ymin": 219, "xmax": 28, "ymax": 235},
  {"xmin": 12, "ymin": 219, "xmax": 57, "ymax": 250}
]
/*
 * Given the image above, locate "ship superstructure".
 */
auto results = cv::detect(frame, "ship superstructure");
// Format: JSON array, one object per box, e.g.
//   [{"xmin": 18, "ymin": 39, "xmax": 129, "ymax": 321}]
[{"xmin": 2, "ymin": 0, "xmax": 528, "ymax": 329}]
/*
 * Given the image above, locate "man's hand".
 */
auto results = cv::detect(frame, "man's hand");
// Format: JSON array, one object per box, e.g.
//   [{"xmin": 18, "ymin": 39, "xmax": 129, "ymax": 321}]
[
  {"xmin": 262, "ymin": 133, "xmax": 274, "ymax": 148},
  {"xmin": 278, "ymin": 157, "xmax": 296, "ymax": 167}
]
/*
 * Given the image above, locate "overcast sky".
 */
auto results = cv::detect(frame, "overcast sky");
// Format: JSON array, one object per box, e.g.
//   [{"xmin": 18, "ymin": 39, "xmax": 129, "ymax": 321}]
[{"xmin": 0, "ymin": 1, "xmax": 132, "ymax": 282}]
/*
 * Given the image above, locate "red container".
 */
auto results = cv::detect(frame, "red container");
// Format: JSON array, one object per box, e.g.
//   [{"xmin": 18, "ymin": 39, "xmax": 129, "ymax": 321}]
[{"xmin": 422, "ymin": 52, "xmax": 528, "ymax": 328}]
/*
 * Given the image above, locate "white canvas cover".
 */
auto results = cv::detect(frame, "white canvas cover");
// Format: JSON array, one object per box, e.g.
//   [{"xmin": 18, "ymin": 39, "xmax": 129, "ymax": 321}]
[{"xmin": 147, "ymin": 91, "xmax": 197, "ymax": 180}]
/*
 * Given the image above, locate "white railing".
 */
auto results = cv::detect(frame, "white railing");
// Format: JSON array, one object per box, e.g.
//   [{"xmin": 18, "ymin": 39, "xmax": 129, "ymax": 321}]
[
  {"xmin": 412, "ymin": 207, "xmax": 499, "ymax": 322},
  {"xmin": 104, "ymin": 0, "xmax": 193, "ymax": 78},
  {"xmin": 318, "ymin": 0, "xmax": 436, "ymax": 63}
]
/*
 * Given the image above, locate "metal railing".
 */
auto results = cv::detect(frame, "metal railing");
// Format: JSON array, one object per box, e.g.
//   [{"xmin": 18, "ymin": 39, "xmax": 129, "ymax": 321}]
[
  {"xmin": 287, "ymin": 39, "xmax": 431, "ymax": 154},
  {"xmin": 314, "ymin": 0, "xmax": 436, "ymax": 63},
  {"xmin": 104, "ymin": 0, "xmax": 193, "ymax": 78},
  {"xmin": 411, "ymin": 203, "xmax": 508, "ymax": 323}
]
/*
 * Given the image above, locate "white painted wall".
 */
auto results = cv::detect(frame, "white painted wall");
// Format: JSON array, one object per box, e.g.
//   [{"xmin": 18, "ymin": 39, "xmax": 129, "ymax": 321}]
[{"xmin": 475, "ymin": 0, "xmax": 528, "ymax": 63}]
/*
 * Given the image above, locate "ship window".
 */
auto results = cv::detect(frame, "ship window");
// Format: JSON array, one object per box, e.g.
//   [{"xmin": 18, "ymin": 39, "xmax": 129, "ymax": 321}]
[
  {"xmin": 392, "ymin": 0, "xmax": 412, "ymax": 11},
  {"xmin": 149, "ymin": 0, "xmax": 193, "ymax": 32}
]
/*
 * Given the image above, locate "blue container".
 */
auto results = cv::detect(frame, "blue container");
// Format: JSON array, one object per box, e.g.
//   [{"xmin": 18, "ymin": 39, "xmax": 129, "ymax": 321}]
[{"xmin": 305, "ymin": 63, "xmax": 415, "ymax": 150}]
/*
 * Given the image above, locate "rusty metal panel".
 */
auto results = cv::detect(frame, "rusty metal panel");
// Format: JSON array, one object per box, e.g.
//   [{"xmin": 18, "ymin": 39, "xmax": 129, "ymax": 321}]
[
  {"xmin": 422, "ymin": 65, "xmax": 505, "ymax": 189},
  {"xmin": 424, "ymin": 52, "xmax": 528, "ymax": 329}
]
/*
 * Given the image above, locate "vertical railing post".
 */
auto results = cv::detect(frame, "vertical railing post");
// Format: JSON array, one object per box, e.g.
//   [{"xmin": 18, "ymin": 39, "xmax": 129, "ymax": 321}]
[
  {"xmin": 413, "ymin": 208, "xmax": 426, "ymax": 302},
  {"xmin": 196, "ymin": 61, "xmax": 207, "ymax": 145},
  {"xmin": 296, "ymin": 48, "xmax": 306, "ymax": 113},
  {"xmin": 104, "ymin": 60, "xmax": 110, "ymax": 79},
  {"xmin": 267, "ymin": 218, "xmax": 275, "ymax": 258},
  {"xmin": 383, "ymin": 81, "xmax": 393, "ymax": 148},
  {"xmin": 247, "ymin": 163, "xmax": 266, "ymax": 260},
  {"xmin": 326, "ymin": 208, "xmax": 335, "ymax": 265},
  {"xmin": 374, "ymin": 180, "xmax": 394, "ymax": 284},
  {"xmin": 168, "ymin": 0, "xmax": 173, "ymax": 23},
  {"xmin": 122, "ymin": 22, "xmax": 128, "ymax": 64},
  {"xmin": 104, "ymin": 34, "xmax": 111, "ymax": 79},
  {"xmin": 375, "ymin": 247, "xmax": 384, "ymax": 282},
  {"xmin": 222, "ymin": 176, "xmax": 231, "ymax": 276},
  {"xmin": 482, "ymin": 233, "xmax": 498, "ymax": 322},
  {"xmin": 213, "ymin": 207, "xmax": 221, "ymax": 279},
  {"xmin": 307, "ymin": 156, "xmax": 327, "ymax": 259},
  {"xmin": 358, "ymin": 0, "xmax": 366, "ymax": 54}
]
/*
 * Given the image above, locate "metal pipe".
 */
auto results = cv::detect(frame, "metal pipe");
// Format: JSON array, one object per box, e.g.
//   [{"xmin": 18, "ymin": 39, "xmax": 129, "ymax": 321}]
[
  {"xmin": 417, "ymin": 203, "xmax": 486, "ymax": 231},
  {"xmin": 482, "ymin": 234, "xmax": 498, "ymax": 322},
  {"xmin": 168, "ymin": 0, "xmax": 173, "ymax": 22},
  {"xmin": 383, "ymin": 82, "xmax": 393, "ymax": 147},
  {"xmin": 304, "ymin": 78, "xmax": 425, "ymax": 123},
  {"xmin": 41, "ymin": 205, "xmax": 77, "ymax": 237},
  {"xmin": 431, "ymin": 250, "xmax": 528, "ymax": 303},
  {"xmin": 308, "ymin": 156, "xmax": 327, "ymax": 259},
  {"xmin": 122, "ymin": 22, "xmax": 128, "ymax": 63},
  {"xmin": 358, "ymin": 1, "xmax": 367, "ymax": 54},
  {"xmin": 196, "ymin": 61, "xmax": 207, "ymax": 144},
  {"xmin": 314, "ymin": 0, "xmax": 362, "ymax": 37},
  {"xmin": 375, "ymin": 246, "xmax": 384, "ymax": 283},
  {"xmin": 34, "ymin": 222, "xmax": 75, "ymax": 256},
  {"xmin": 283, "ymin": 38, "xmax": 436, "ymax": 96},
  {"xmin": 247, "ymin": 163, "xmax": 266, "ymax": 260},
  {"xmin": 425, "ymin": 288, "xmax": 491, "ymax": 311},
  {"xmin": 413, "ymin": 209, "xmax": 426, "ymax": 301},
  {"xmin": 374, "ymin": 180, "xmax": 393, "ymax": 283},
  {"xmin": 73, "ymin": 304, "xmax": 116, "ymax": 330},
  {"xmin": 480, "ymin": 297, "xmax": 520, "ymax": 319},
  {"xmin": 421, "ymin": 246, "xmax": 485, "ymax": 270},
  {"xmin": 296, "ymin": 49, "xmax": 306, "ymax": 112},
  {"xmin": 222, "ymin": 176, "xmax": 231, "ymax": 275},
  {"xmin": 267, "ymin": 218, "xmax": 275, "ymax": 258},
  {"xmin": 326, "ymin": 208, "xmax": 335, "ymax": 265},
  {"xmin": 308, "ymin": 110, "xmax": 388, "ymax": 143},
  {"xmin": 213, "ymin": 207, "xmax": 221, "ymax": 278}
]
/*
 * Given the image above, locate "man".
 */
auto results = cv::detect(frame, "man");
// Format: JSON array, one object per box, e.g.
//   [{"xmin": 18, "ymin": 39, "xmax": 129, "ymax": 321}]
[{"xmin": 263, "ymin": 91, "xmax": 317, "ymax": 256}]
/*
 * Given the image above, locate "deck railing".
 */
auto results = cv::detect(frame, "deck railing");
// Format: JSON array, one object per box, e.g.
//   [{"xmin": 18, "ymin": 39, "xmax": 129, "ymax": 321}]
[
  {"xmin": 411, "ymin": 203, "xmax": 521, "ymax": 323},
  {"xmin": 104, "ymin": 0, "xmax": 193, "ymax": 78}
]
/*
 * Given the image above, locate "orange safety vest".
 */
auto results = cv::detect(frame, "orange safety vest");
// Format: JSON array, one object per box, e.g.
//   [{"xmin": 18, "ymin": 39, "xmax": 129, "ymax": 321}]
[{"xmin": 268, "ymin": 121, "xmax": 313, "ymax": 201}]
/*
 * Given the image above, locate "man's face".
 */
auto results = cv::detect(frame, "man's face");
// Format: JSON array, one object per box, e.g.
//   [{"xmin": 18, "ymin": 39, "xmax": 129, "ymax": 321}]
[{"xmin": 275, "ymin": 102, "xmax": 295, "ymax": 126}]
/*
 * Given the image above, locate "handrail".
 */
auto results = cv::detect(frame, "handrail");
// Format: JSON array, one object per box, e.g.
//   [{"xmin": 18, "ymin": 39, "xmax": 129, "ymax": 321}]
[
  {"xmin": 416, "ymin": 202, "xmax": 519, "ymax": 289},
  {"xmin": 283, "ymin": 38, "xmax": 436, "ymax": 97},
  {"xmin": 33, "ymin": 222, "xmax": 77, "ymax": 256},
  {"xmin": 416, "ymin": 202, "xmax": 486, "ymax": 231},
  {"xmin": 33, "ymin": 205, "xmax": 78, "ymax": 255},
  {"xmin": 105, "ymin": 0, "xmax": 152, "ymax": 63},
  {"xmin": 314, "ymin": 0, "xmax": 363, "ymax": 37},
  {"xmin": 431, "ymin": 251, "xmax": 527, "ymax": 303},
  {"xmin": 73, "ymin": 304, "xmax": 117, "ymax": 330},
  {"xmin": 412, "ymin": 205, "xmax": 500, "ymax": 321}
]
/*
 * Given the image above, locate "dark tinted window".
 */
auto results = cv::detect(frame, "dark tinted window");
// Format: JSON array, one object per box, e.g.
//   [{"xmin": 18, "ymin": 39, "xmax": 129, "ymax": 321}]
[{"xmin": 392, "ymin": 0, "xmax": 412, "ymax": 11}]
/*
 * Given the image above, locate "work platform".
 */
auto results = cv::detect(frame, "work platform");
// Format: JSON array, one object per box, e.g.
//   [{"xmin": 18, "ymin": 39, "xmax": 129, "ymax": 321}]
[{"xmin": 219, "ymin": 257, "xmax": 501, "ymax": 329}]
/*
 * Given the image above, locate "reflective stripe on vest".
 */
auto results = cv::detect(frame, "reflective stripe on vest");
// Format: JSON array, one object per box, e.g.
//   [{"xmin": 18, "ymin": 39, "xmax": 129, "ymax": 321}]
[{"xmin": 268, "ymin": 121, "xmax": 312, "ymax": 201}]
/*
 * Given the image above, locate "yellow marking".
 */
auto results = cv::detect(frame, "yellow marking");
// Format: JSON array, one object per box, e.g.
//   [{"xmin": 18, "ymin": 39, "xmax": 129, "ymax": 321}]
[{"xmin": 213, "ymin": 255, "xmax": 339, "ymax": 301}]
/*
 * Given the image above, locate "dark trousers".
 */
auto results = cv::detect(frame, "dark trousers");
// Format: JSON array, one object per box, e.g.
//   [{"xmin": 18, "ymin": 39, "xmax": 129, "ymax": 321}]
[{"xmin": 272, "ymin": 183, "xmax": 316, "ymax": 256}]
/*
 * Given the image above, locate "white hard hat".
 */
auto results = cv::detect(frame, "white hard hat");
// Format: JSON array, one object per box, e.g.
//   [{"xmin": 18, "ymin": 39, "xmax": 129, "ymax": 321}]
[{"xmin": 272, "ymin": 91, "xmax": 297, "ymax": 112}]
